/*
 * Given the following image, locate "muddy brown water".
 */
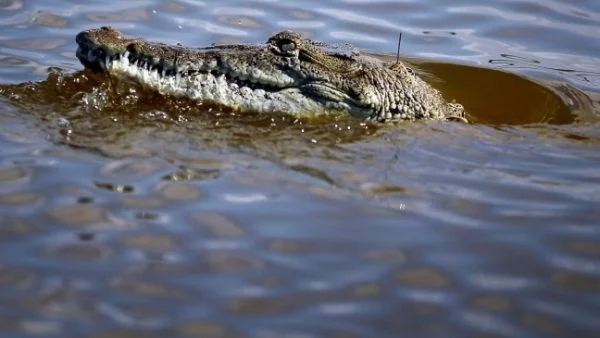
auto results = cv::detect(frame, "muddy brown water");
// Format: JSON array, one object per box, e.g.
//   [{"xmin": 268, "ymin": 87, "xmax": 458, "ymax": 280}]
[{"xmin": 1, "ymin": 0, "xmax": 600, "ymax": 337}]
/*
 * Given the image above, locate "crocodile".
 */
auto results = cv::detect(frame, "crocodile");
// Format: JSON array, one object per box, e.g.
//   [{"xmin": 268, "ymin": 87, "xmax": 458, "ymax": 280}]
[{"xmin": 75, "ymin": 26, "xmax": 467, "ymax": 122}]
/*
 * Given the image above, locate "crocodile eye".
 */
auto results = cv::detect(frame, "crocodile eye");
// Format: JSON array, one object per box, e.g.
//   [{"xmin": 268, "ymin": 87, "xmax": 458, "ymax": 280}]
[
  {"xmin": 280, "ymin": 40, "xmax": 296, "ymax": 52},
  {"xmin": 274, "ymin": 38, "xmax": 297, "ymax": 56}
]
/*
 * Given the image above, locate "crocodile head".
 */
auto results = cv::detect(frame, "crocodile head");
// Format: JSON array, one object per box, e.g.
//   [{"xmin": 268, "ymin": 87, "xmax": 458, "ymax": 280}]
[{"xmin": 76, "ymin": 26, "xmax": 466, "ymax": 122}]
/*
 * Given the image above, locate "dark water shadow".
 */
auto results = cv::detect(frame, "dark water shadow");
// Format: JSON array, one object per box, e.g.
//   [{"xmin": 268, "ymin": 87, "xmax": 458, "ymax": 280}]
[{"xmin": 420, "ymin": 61, "xmax": 596, "ymax": 125}]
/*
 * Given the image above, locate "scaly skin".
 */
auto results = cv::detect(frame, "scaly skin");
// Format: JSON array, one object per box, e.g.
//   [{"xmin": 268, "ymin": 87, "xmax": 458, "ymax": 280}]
[{"xmin": 75, "ymin": 26, "xmax": 466, "ymax": 122}]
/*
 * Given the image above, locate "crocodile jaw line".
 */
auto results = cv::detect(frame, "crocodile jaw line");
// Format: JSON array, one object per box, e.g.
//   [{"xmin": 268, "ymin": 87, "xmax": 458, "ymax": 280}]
[{"xmin": 76, "ymin": 47, "xmax": 355, "ymax": 115}]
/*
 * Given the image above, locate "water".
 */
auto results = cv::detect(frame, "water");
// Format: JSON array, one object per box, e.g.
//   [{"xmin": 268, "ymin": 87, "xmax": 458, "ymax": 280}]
[{"xmin": 1, "ymin": 0, "xmax": 600, "ymax": 337}]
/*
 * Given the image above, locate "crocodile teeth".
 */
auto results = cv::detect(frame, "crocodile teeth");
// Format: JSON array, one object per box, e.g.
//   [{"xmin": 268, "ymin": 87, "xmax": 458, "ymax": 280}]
[{"xmin": 80, "ymin": 47, "xmax": 327, "ymax": 115}]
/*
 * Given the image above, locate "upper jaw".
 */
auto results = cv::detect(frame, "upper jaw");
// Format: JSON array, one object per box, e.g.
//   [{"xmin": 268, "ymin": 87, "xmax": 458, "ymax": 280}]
[{"xmin": 76, "ymin": 31, "xmax": 304, "ymax": 91}]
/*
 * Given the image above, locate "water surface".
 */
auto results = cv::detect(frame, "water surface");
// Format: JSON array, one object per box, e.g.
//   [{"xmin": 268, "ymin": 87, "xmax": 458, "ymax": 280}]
[{"xmin": 1, "ymin": 0, "xmax": 600, "ymax": 337}]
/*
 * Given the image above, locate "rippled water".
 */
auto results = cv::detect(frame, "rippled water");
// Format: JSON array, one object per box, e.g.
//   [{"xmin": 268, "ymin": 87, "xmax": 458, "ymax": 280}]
[{"xmin": 1, "ymin": 0, "xmax": 600, "ymax": 337}]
